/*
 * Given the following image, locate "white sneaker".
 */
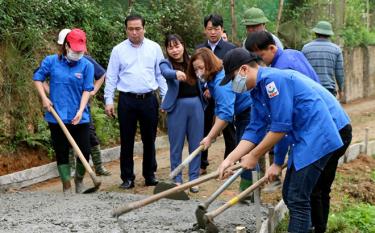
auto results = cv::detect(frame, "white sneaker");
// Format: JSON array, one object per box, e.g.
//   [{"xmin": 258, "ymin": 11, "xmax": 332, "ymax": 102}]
[{"xmin": 190, "ymin": 186, "xmax": 199, "ymax": 193}]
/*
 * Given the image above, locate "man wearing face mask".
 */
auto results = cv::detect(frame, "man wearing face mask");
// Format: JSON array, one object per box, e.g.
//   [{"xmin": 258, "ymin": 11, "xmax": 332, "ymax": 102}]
[
  {"xmin": 188, "ymin": 48, "xmax": 258, "ymax": 197},
  {"xmin": 218, "ymin": 48, "xmax": 350, "ymax": 233},
  {"xmin": 33, "ymin": 28, "xmax": 94, "ymax": 194}
]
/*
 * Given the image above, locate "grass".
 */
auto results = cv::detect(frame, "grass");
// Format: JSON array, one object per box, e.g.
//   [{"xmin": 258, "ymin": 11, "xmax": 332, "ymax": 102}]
[{"xmin": 275, "ymin": 155, "xmax": 375, "ymax": 233}]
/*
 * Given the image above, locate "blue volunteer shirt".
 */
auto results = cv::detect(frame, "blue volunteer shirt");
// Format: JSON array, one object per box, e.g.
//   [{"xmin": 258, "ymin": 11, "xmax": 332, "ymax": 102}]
[
  {"xmin": 84, "ymin": 55, "xmax": 106, "ymax": 80},
  {"xmin": 33, "ymin": 54, "xmax": 94, "ymax": 124},
  {"xmin": 271, "ymin": 48, "xmax": 321, "ymax": 83},
  {"xmin": 273, "ymin": 69, "xmax": 351, "ymax": 165},
  {"xmin": 242, "ymin": 67, "xmax": 343, "ymax": 171},
  {"xmin": 207, "ymin": 69, "xmax": 252, "ymax": 122}
]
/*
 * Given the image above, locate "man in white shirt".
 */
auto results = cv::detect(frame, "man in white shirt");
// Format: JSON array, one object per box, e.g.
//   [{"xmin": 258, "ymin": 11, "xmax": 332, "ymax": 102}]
[{"xmin": 104, "ymin": 14, "xmax": 167, "ymax": 189}]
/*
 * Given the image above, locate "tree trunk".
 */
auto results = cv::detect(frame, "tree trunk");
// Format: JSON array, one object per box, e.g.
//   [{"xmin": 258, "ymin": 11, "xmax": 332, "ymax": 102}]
[
  {"xmin": 367, "ymin": 0, "xmax": 370, "ymax": 30},
  {"xmin": 275, "ymin": 0, "xmax": 284, "ymax": 34},
  {"xmin": 230, "ymin": 0, "xmax": 237, "ymax": 43}
]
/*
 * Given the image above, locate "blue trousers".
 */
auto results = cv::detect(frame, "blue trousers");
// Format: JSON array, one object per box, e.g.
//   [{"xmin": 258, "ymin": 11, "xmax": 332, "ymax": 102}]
[
  {"xmin": 283, "ymin": 154, "xmax": 331, "ymax": 233},
  {"xmin": 167, "ymin": 97, "xmax": 204, "ymax": 183}
]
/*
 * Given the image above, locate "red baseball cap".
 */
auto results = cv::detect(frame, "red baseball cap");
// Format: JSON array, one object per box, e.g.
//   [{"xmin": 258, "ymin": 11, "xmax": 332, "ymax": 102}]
[{"xmin": 66, "ymin": 28, "xmax": 87, "ymax": 52}]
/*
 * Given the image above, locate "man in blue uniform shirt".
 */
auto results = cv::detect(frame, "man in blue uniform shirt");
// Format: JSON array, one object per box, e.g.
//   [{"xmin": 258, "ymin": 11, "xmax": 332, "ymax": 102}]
[
  {"xmin": 218, "ymin": 48, "xmax": 347, "ymax": 233},
  {"xmin": 245, "ymin": 30, "xmax": 320, "ymax": 83}
]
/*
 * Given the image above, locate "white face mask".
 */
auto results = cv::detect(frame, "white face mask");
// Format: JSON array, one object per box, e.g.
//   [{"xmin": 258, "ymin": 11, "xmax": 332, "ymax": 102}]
[
  {"xmin": 232, "ymin": 72, "xmax": 248, "ymax": 93},
  {"xmin": 196, "ymin": 71, "xmax": 206, "ymax": 83},
  {"xmin": 66, "ymin": 47, "xmax": 84, "ymax": 61}
]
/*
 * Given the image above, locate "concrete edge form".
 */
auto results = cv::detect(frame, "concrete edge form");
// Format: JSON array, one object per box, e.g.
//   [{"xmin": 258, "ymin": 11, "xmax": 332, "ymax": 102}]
[
  {"xmin": 259, "ymin": 200, "xmax": 288, "ymax": 233},
  {"xmin": 0, "ymin": 135, "xmax": 169, "ymax": 191}
]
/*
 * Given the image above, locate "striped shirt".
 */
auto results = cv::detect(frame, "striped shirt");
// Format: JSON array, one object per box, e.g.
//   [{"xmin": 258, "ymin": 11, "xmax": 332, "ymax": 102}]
[{"xmin": 302, "ymin": 38, "xmax": 344, "ymax": 91}]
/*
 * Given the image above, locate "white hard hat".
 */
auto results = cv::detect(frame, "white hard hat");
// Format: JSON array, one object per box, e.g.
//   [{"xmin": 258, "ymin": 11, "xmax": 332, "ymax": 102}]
[{"xmin": 57, "ymin": 28, "xmax": 71, "ymax": 45}]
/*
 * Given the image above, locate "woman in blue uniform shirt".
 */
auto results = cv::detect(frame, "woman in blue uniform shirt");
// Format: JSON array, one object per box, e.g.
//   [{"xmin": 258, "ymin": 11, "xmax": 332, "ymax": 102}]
[
  {"xmin": 187, "ymin": 48, "xmax": 256, "ymax": 192},
  {"xmin": 159, "ymin": 34, "xmax": 204, "ymax": 193},
  {"xmin": 218, "ymin": 48, "xmax": 350, "ymax": 233},
  {"xmin": 33, "ymin": 29, "xmax": 94, "ymax": 194}
]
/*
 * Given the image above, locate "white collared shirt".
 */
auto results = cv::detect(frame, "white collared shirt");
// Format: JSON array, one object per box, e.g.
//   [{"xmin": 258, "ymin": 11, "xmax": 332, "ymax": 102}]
[
  {"xmin": 208, "ymin": 40, "xmax": 220, "ymax": 51},
  {"xmin": 104, "ymin": 38, "xmax": 167, "ymax": 105}
]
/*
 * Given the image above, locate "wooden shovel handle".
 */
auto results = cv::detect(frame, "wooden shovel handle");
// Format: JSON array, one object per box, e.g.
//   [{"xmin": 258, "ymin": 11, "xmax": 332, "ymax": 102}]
[
  {"xmin": 112, "ymin": 163, "xmax": 242, "ymax": 217},
  {"xmin": 169, "ymin": 144, "xmax": 205, "ymax": 179},
  {"xmin": 206, "ymin": 164, "xmax": 287, "ymax": 219},
  {"xmin": 50, "ymin": 107, "xmax": 98, "ymax": 185}
]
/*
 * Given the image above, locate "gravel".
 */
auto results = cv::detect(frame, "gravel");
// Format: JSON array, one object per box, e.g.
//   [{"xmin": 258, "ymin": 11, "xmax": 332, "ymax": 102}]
[{"xmin": 0, "ymin": 191, "xmax": 266, "ymax": 233}]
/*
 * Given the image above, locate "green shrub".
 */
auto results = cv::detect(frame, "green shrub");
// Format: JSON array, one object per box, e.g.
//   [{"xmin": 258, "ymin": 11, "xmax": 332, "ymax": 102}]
[{"xmin": 328, "ymin": 203, "xmax": 375, "ymax": 233}]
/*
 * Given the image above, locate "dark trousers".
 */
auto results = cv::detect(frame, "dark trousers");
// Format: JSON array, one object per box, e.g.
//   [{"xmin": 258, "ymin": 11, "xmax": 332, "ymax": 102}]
[
  {"xmin": 311, "ymin": 124, "xmax": 352, "ymax": 233},
  {"xmin": 283, "ymin": 154, "xmax": 331, "ymax": 233},
  {"xmin": 234, "ymin": 108, "xmax": 257, "ymax": 180},
  {"xmin": 49, "ymin": 123, "xmax": 91, "ymax": 166},
  {"xmin": 118, "ymin": 92, "xmax": 158, "ymax": 182},
  {"xmin": 200, "ymin": 98, "xmax": 237, "ymax": 169},
  {"xmin": 89, "ymin": 117, "xmax": 100, "ymax": 147}
]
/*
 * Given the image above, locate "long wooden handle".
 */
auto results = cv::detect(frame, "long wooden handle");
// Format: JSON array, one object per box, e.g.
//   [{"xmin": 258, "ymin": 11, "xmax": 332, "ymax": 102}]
[
  {"xmin": 169, "ymin": 145, "xmax": 205, "ymax": 179},
  {"xmin": 203, "ymin": 168, "xmax": 244, "ymax": 208},
  {"xmin": 206, "ymin": 164, "xmax": 287, "ymax": 219},
  {"xmin": 50, "ymin": 107, "xmax": 99, "ymax": 185},
  {"xmin": 112, "ymin": 163, "xmax": 242, "ymax": 217}
]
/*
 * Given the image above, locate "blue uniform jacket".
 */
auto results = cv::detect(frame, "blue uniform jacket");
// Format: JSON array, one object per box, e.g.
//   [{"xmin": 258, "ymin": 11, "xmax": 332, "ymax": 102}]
[
  {"xmin": 242, "ymin": 67, "xmax": 344, "ymax": 171},
  {"xmin": 159, "ymin": 59, "xmax": 205, "ymax": 112},
  {"xmin": 33, "ymin": 54, "xmax": 94, "ymax": 124},
  {"xmin": 84, "ymin": 55, "xmax": 105, "ymax": 80},
  {"xmin": 272, "ymin": 48, "xmax": 321, "ymax": 83},
  {"xmin": 273, "ymin": 69, "xmax": 351, "ymax": 165},
  {"xmin": 207, "ymin": 69, "xmax": 252, "ymax": 123}
]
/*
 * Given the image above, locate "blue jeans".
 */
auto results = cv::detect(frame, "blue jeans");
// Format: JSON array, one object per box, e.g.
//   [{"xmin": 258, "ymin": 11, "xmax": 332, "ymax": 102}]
[
  {"xmin": 282, "ymin": 154, "xmax": 331, "ymax": 233},
  {"xmin": 234, "ymin": 108, "xmax": 258, "ymax": 180},
  {"xmin": 311, "ymin": 124, "xmax": 352, "ymax": 233}
]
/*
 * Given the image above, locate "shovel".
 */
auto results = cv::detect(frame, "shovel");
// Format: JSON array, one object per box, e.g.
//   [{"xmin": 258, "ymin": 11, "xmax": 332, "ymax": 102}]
[
  {"xmin": 153, "ymin": 144, "xmax": 205, "ymax": 200},
  {"xmin": 50, "ymin": 107, "xmax": 101, "ymax": 194},
  {"xmin": 204, "ymin": 164, "xmax": 287, "ymax": 233},
  {"xmin": 195, "ymin": 168, "xmax": 244, "ymax": 229},
  {"xmin": 111, "ymin": 163, "xmax": 241, "ymax": 218}
]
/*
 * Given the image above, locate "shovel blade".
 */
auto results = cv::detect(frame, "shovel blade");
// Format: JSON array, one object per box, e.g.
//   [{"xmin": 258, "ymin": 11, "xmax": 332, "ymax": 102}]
[
  {"xmin": 195, "ymin": 205, "xmax": 207, "ymax": 229},
  {"xmin": 204, "ymin": 215, "xmax": 219, "ymax": 233},
  {"xmin": 153, "ymin": 181, "xmax": 190, "ymax": 200},
  {"xmin": 82, "ymin": 181, "xmax": 101, "ymax": 194}
]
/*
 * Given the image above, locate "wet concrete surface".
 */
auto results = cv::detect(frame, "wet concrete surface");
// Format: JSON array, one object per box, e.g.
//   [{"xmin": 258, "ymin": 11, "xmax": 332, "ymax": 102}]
[{"xmin": 0, "ymin": 191, "xmax": 265, "ymax": 233}]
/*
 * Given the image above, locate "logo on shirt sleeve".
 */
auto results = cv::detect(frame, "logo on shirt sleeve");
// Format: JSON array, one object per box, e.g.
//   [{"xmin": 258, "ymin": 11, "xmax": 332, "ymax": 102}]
[{"xmin": 266, "ymin": 81, "xmax": 279, "ymax": 98}]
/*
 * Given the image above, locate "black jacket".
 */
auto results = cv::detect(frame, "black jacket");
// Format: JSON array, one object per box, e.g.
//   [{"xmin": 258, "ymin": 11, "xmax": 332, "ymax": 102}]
[{"xmin": 196, "ymin": 38, "xmax": 237, "ymax": 60}]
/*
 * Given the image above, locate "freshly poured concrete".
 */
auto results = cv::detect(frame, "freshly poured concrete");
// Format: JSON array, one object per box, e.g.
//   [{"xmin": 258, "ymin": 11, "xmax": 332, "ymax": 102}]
[{"xmin": 0, "ymin": 191, "xmax": 265, "ymax": 233}]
